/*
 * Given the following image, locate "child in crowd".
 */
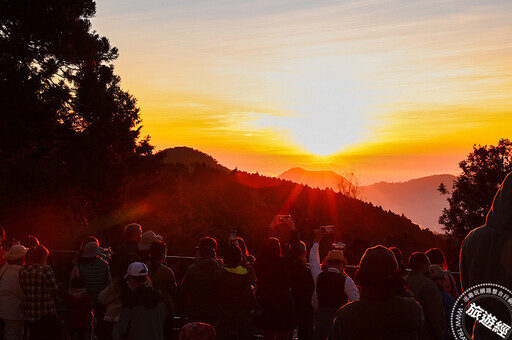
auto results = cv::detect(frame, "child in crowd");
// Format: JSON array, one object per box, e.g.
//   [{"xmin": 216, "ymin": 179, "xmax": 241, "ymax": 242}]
[{"xmin": 65, "ymin": 277, "xmax": 93, "ymax": 340}]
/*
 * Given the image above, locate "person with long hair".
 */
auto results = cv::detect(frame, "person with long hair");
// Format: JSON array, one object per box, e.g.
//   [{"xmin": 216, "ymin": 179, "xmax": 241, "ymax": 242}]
[
  {"xmin": 253, "ymin": 237, "xmax": 294, "ymax": 340},
  {"xmin": 425, "ymin": 248, "xmax": 458, "ymax": 300},
  {"xmin": 328, "ymin": 246, "xmax": 423, "ymax": 339}
]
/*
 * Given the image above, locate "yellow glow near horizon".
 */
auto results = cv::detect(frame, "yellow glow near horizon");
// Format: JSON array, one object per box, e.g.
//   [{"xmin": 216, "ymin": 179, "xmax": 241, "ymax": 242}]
[{"xmin": 92, "ymin": 0, "xmax": 512, "ymax": 183}]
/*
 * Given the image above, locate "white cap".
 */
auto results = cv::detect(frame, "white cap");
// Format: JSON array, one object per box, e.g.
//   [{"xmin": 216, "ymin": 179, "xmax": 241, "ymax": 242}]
[
  {"xmin": 125, "ymin": 262, "xmax": 148, "ymax": 279},
  {"xmin": 4, "ymin": 245, "xmax": 28, "ymax": 261}
]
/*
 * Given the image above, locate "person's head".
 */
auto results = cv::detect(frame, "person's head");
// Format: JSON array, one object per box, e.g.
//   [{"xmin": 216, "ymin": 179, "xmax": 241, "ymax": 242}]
[
  {"xmin": 125, "ymin": 262, "xmax": 149, "ymax": 289},
  {"xmin": 429, "ymin": 264, "xmax": 448, "ymax": 290},
  {"xmin": 149, "ymin": 240, "xmax": 167, "ymax": 263},
  {"xmin": 236, "ymin": 237, "xmax": 249, "ymax": 257},
  {"xmin": 224, "ymin": 243, "xmax": 243, "ymax": 268},
  {"xmin": 408, "ymin": 252, "xmax": 430, "ymax": 276},
  {"xmin": 124, "ymin": 223, "xmax": 143, "ymax": 244},
  {"xmin": 82, "ymin": 242, "xmax": 102, "ymax": 259},
  {"xmin": 25, "ymin": 245, "xmax": 49, "ymax": 265},
  {"xmin": 260, "ymin": 237, "xmax": 281, "ymax": 261},
  {"xmin": 296, "ymin": 241, "xmax": 307, "ymax": 262},
  {"xmin": 389, "ymin": 247, "xmax": 403, "ymax": 265},
  {"xmin": 140, "ymin": 231, "xmax": 163, "ymax": 251},
  {"xmin": 322, "ymin": 250, "xmax": 347, "ymax": 272},
  {"xmin": 23, "ymin": 235, "xmax": 40, "ymax": 249},
  {"xmin": 5, "ymin": 244, "xmax": 28, "ymax": 266},
  {"xmin": 425, "ymin": 248, "xmax": 447, "ymax": 270},
  {"xmin": 355, "ymin": 245, "xmax": 407, "ymax": 296},
  {"xmin": 70, "ymin": 277, "xmax": 86, "ymax": 290},
  {"xmin": 199, "ymin": 237, "xmax": 217, "ymax": 252},
  {"xmin": 198, "ymin": 246, "xmax": 216, "ymax": 259},
  {"xmin": 80, "ymin": 236, "xmax": 99, "ymax": 250}
]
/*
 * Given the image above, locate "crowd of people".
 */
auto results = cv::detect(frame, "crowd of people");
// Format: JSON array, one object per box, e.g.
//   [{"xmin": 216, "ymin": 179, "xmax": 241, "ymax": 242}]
[
  {"xmin": 0, "ymin": 219, "xmax": 459, "ymax": 340},
  {"xmin": 1, "ymin": 172, "xmax": 512, "ymax": 340}
]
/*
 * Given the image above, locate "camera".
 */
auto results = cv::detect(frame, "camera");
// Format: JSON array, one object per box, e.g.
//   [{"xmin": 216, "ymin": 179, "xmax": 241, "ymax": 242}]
[
  {"xmin": 332, "ymin": 242, "xmax": 346, "ymax": 251},
  {"xmin": 320, "ymin": 225, "xmax": 335, "ymax": 234}
]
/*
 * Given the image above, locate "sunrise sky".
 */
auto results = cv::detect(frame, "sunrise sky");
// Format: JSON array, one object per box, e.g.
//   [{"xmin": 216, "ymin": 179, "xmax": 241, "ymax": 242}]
[{"xmin": 92, "ymin": 0, "xmax": 512, "ymax": 184}]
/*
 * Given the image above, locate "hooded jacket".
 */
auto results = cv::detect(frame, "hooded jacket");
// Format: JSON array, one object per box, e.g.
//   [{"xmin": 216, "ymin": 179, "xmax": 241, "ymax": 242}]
[
  {"xmin": 460, "ymin": 172, "xmax": 512, "ymax": 339},
  {"xmin": 460, "ymin": 172, "xmax": 512, "ymax": 292},
  {"xmin": 181, "ymin": 256, "xmax": 221, "ymax": 322}
]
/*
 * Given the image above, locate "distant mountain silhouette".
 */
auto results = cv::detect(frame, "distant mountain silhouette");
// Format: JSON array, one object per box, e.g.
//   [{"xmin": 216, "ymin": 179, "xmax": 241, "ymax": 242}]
[
  {"xmin": 278, "ymin": 168, "xmax": 456, "ymax": 233},
  {"xmin": 158, "ymin": 146, "xmax": 229, "ymax": 172},
  {"xmin": 278, "ymin": 167, "xmax": 348, "ymax": 190},
  {"xmin": 360, "ymin": 174, "xmax": 456, "ymax": 233}
]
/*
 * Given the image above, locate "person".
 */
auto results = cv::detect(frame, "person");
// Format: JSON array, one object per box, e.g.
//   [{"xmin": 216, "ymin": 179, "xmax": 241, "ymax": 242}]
[
  {"xmin": 460, "ymin": 172, "xmax": 512, "ymax": 338},
  {"xmin": 309, "ymin": 229, "xmax": 359, "ymax": 312},
  {"xmin": 253, "ymin": 237, "xmax": 295, "ymax": 340},
  {"xmin": 425, "ymin": 248, "xmax": 458, "ymax": 300},
  {"xmin": 148, "ymin": 240, "xmax": 176, "ymax": 340},
  {"xmin": 19, "ymin": 245, "xmax": 60, "ymax": 340},
  {"xmin": 328, "ymin": 245, "xmax": 424, "ymax": 339},
  {"xmin": 113, "ymin": 224, "xmax": 143, "ymax": 272},
  {"xmin": 77, "ymin": 241, "xmax": 111, "ymax": 339},
  {"xmin": 21, "ymin": 236, "xmax": 40, "ymax": 249},
  {"xmin": 389, "ymin": 246, "xmax": 408, "ymax": 277},
  {"xmin": 98, "ymin": 252, "xmax": 140, "ymax": 339},
  {"xmin": 139, "ymin": 231, "xmax": 163, "ymax": 263},
  {"xmin": 405, "ymin": 252, "xmax": 445, "ymax": 340},
  {"xmin": 235, "ymin": 237, "xmax": 257, "ymax": 286},
  {"xmin": 289, "ymin": 241, "xmax": 315, "ymax": 340},
  {"xmin": 0, "ymin": 245, "xmax": 28, "ymax": 340},
  {"xmin": 314, "ymin": 248, "xmax": 359, "ymax": 340},
  {"xmin": 212, "ymin": 243, "xmax": 254, "ymax": 340},
  {"xmin": 429, "ymin": 265, "xmax": 455, "ymax": 340},
  {"xmin": 114, "ymin": 262, "xmax": 165, "ymax": 340},
  {"xmin": 65, "ymin": 277, "xmax": 93, "ymax": 340},
  {"xmin": 181, "ymin": 239, "xmax": 221, "ymax": 325}
]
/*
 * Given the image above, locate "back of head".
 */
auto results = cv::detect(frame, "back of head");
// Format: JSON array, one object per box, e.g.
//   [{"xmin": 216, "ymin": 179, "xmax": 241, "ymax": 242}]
[
  {"xmin": 485, "ymin": 171, "xmax": 512, "ymax": 231},
  {"xmin": 198, "ymin": 245, "xmax": 216, "ymax": 259},
  {"xmin": 223, "ymin": 243, "xmax": 242, "ymax": 268},
  {"xmin": 408, "ymin": 252, "xmax": 430, "ymax": 271},
  {"xmin": 124, "ymin": 223, "xmax": 143, "ymax": 243},
  {"xmin": 26, "ymin": 245, "xmax": 49, "ymax": 265},
  {"xmin": 199, "ymin": 237, "xmax": 217, "ymax": 252},
  {"xmin": 425, "ymin": 248, "xmax": 447, "ymax": 269},
  {"xmin": 258, "ymin": 237, "xmax": 281, "ymax": 265},
  {"xmin": 355, "ymin": 245, "xmax": 405, "ymax": 295},
  {"xmin": 80, "ymin": 236, "xmax": 99, "ymax": 250},
  {"xmin": 236, "ymin": 237, "xmax": 249, "ymax": 257},
  {"xmin": 149, "ymin": 240, "xmax": 166, "ymax": 262},
  {"xmin": 389, "ymin": 247, "xmax": 403, "ymax": 264},
  {"xmin": 0, "ymin": 226, "xmax": 5, "ymax": 243},
  {"xmin": 23, "ymin": 235, "xmax": 40, "ymax": 249}
]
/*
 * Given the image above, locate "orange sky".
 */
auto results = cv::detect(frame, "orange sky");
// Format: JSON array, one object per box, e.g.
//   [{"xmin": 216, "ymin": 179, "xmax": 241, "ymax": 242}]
[{"xmin": 93, "ymin": 0, "xmax": 512, "ymax": 184}]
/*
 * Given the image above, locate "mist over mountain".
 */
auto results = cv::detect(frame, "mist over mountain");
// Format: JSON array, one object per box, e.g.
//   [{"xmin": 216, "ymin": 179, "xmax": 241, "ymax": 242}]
[
  {"xmin": 278, "ymin": 167, "xmax": 348, "ymax": 190},
  {"xmin": 279, "ymin": 167, "xmax": 456, "ymax": 233}
]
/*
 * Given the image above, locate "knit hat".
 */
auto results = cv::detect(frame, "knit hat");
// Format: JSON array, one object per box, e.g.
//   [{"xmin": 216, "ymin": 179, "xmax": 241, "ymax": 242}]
[
  {"xmin": 4, "ymin": 245, "xmax": 28, "ymax": 261},
  {"xmin": 429, "ymin": 264, "xmax": 448, "ymax": 279},
  {"xmin": 358, "ymin": 245, "xmax": 398, "ymax": 277},
  {"xmin": 323, "ymin": 250, "xmax": 348, "ymax": 266},
  {"xmin": 125, "ymin": 262, "xmax": 148, "ymax": 279},
  {"xmin": 82, "ymin": 242, "xmax": 105, "ymax": 258},
  {"xmin": 139, "ymin": 230, "xmax": 163, "ymax": 251}
]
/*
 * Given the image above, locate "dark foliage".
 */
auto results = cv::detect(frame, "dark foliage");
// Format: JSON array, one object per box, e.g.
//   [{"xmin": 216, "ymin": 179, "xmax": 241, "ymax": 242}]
[
  {"xmin": 438, "ymin": 139, "xmax": 512, "ymax": 242},
  {"xmin": 0, "ymin": 0, "xmax": 155, "ymax": 241}
]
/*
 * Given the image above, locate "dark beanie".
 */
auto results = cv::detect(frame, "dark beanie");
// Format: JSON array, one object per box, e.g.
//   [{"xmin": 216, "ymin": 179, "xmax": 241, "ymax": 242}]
[
  {"xmin": 358, "ymin": 245, "xmax": 399, "ymax": 277},
  {"xmin": 224, "ymin": 244, "xmax": 242, "ymax": 267}
]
